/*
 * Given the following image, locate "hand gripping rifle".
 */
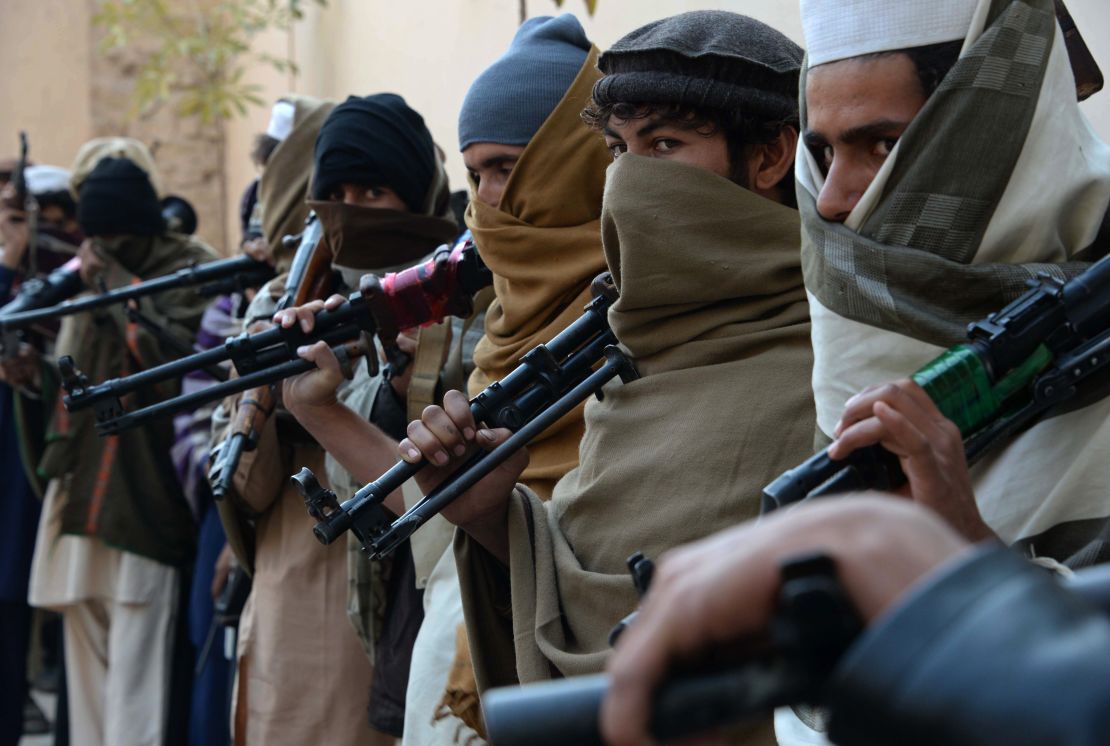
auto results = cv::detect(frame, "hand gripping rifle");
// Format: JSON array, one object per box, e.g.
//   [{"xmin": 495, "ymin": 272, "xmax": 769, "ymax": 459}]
[
  {"xmin": 293, "ymin": 273, "xmax": 640, "ymax": 560},
  {"xmin": 479, "ymin": 557, "xmax": 1110, "ymax": 746},
  {"xmin": 63, "ymin": 237, "xmax": 495, "ymax": 436},
  {"xmin": 763, "ymin": 253, "xmax": 1110, "ymax": 512}
]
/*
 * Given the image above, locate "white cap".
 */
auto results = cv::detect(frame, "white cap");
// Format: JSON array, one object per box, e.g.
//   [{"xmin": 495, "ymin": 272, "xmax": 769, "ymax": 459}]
[
  {"xmin": 266, "ymin": 100, "xmax": 296, "ymax": 141},
  {"xmin": 25, "ymin": 165, "xmax": 72, "ymax": 195},
  {"xmin": 801, "ymin": 0, "xmax": 975, "ymax": 67}
]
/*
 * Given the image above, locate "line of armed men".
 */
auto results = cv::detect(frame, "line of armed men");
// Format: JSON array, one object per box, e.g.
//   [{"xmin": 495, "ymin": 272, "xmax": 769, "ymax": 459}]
[{"xmin": 2, "ymin": 1, "xmax": 1110, "ymax": 745}]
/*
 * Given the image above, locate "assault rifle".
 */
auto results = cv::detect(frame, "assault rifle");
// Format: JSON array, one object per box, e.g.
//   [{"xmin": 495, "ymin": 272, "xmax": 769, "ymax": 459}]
[
  {"xmin": 7, "ymin": 133, "xmax": 39, "ymax": 280},
  {"xmin": 479, "ymin": 558, "xmax": 1110, "ymax": 746},
  {"xmin": 0, "ymin": 257, "xmax": 83, "ymax": 359},
  {"xmin": 64, "ymin": 237, "xmax": 494, "ymax": 436},
  {"xmin": 0, "ymin": 254, "xmax": 274, "ymax": 333},
  {"xmin": 762, "ymin": 253, "xmax": 1110, "ymax": 512},
  {"xmin": 293, "ymin": 273, "xmax": 639, "ymax": 560}
]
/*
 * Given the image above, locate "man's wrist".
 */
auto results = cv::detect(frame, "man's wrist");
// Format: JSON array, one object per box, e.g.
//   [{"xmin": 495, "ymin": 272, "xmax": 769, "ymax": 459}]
[{"xmin": 461, "ymin": 504, "xmax": 511, "ymax": 566}]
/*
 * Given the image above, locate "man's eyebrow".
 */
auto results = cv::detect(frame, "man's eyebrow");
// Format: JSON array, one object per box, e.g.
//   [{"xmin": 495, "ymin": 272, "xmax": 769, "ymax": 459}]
[
  {"xmin": 810, "ymin": 119, "xmax": 912, "ymax": 146},
  {"xmin": 479, "ymin": 154, "xmax": 520, "ymax": 169},
  {"xmin": 603, "ymin": 118, "xmax": 668, "ymax": 141},
  {"xmin": 635, "ymin": 118, "xmax": 667, "ymax": 138},
  {"xmin": 802, "ymin": 129, "xmax": 828, "ymax": 149}
]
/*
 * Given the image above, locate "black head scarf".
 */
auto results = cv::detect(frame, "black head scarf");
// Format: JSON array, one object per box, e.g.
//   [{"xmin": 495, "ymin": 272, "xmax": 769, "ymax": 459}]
[
  {"xmin": 77, "ymin": 157, "xmax": 165, "ymax": 237},
  {"xmin": 593, "ymin": 11, "xmax": 803, "ymax": 122},
  {"xmin": 312, "ymin": 94, "xmax": 438, "ymax": 213}
]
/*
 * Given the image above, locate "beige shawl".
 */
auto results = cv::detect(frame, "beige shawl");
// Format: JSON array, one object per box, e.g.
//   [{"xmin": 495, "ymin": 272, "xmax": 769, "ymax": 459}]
[{"xmin": 457, "ymin": 157, "xmax": 813, "ymax": 744}]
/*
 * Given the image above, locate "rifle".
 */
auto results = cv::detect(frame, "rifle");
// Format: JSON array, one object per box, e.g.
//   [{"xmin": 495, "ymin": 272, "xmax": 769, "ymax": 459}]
[
  {"xmin": 207, "ymin": 216, "xmax": 328, "ymax": 501},
  {"xmin": 0, "ymin": 257, "xmax": 83, "ymax": 358},
  {"xmin": 293, "ymin": 273, "xmax": 639, "ymax": 560},
  {"xmin": 479, "ymin": 558, "xmax": 1110, "ymax": 746},
  {"xmin": 8, "ymin": 133, "xmax": 39, "ymax": 280},
  {"xmin": 762, "ymin": 253, "xmax": 1110, "ymax": 512},
  {"xmin": 0, "ymin": 254, "xmax": 274, "ymax": 333},
  {"xmin": 65, "ymin": 237, "xmax": 494, "ymax": 436}
]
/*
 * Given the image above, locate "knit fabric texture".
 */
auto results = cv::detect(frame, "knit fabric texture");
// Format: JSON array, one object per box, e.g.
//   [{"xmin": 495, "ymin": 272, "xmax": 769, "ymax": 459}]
[
  {"xmin": 593, "ymin": 10, "xmax": 803, "ymax": 121},
  {"xmin": 457, "ymin": 14, "xmax": 590, "ymax": 150},
  {"xmin": 77, "ymin": 157, "xmax": 165, "ymax": 237},
  {"xmin": 312, "ymin": 93, "xmax": 438, "ymax": 213}
]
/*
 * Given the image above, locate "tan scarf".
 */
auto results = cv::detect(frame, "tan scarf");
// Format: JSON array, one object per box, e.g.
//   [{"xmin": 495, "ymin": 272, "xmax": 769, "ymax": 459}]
[
  {"xmin": 259, "ymin": 96, "xmax": 336, "ymax": 271},
  {"xmin": 465, "ymin": 47, "xmax": 610, "ymax": 499},
  {"xmin": 458, "ymin": 159, "xmax": 813, "ymax": 746}
]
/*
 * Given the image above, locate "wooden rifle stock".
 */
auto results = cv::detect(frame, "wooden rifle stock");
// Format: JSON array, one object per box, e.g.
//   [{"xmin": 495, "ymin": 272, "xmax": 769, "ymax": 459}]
[
  {"xmin": 210, "ymin": 214, "xmax": 331, "ymax": 500},
  {"xmin": 1055, "ymin": 0, "xmax": 1104, "ymax": 101}
]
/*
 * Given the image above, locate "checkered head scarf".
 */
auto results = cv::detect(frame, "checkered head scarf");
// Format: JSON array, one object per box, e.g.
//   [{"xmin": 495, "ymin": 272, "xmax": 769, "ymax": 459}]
[{"xmin": 793, "ymin": 0, "xmax": 1110, "ymax": 663}]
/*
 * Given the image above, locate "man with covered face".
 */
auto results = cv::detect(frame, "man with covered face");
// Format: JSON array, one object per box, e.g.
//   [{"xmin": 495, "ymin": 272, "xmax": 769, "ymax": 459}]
[
  {"xmin": 223, "ymin": 93, "xmax": 459, "ymax": 746},
  {"xmin": 775, "ymin": 0, "xmax": 1110, "ymax": 742},
  {"xmin": 0, "ymin": 163, "xmax": 83, "ymax": 746},
  {"xmin": 402, "ymin": 11, "xmax": 815, "ymax": 745},
  {"xmin": 26, "ymin": 138, "xmax": 217, "ymax": 746},
  {"xmin": 799, "ymin": 0, "xmax": 1110, "ymax": 572},
  {"xmin": 279, "ymin": 15, "xmax": 611, "ymax": 743}
]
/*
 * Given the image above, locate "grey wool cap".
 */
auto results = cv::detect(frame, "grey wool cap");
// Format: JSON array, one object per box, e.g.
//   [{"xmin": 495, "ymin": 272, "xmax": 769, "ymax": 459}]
[
  {"xmin": 593, "ymin": 11, "xmax": 803, "ymax": 120},
  {"xmin": 458, "ymin": 14, "xmax": 591, "ymax": 151}
]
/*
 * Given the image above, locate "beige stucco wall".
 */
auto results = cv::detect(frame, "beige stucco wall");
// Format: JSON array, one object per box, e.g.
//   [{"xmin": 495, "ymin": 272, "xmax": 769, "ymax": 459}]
[
  {"xmin": 224, "ymin": 0, "xmax": 1110, "ymax": 246},
  {"xmin": 0, "ymin": 0, "xmax": 95, "ymax": 177},
  {"xmin": 1, "ymin": 0, "xmax": 226, "ymax": 251},
  {"xmin": 2, "ymin": 0, "xmax": 1109, "ymax": 252}
]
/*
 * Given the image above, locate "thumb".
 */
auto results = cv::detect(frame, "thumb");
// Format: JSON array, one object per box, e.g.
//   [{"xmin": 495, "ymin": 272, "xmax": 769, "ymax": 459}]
[
  {"xmin": 476, "ymin": 427, "xmax": 513, "ymax": 448},
  {"xmin": 297, "ymin": 341, "xmax": 343, "ymax": 380}
]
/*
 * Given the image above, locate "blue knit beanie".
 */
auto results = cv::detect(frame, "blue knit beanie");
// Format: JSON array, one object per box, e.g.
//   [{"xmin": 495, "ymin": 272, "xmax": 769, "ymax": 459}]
[{"xmin": 457, "ymin": 14, "xmax": 590, "ymax": 151}]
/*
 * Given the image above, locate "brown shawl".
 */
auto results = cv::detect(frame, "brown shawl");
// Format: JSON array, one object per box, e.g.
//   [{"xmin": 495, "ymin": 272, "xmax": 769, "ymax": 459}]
[{"xmin": 259, "ymin": 96, "xmax": 335, "ymax": 271}]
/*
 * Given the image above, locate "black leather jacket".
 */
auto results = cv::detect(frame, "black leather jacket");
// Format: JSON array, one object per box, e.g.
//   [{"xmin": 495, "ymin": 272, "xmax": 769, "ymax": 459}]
[{"xmin": 826, "ymin": 546, "xmax": 1110, "ymax": 746}]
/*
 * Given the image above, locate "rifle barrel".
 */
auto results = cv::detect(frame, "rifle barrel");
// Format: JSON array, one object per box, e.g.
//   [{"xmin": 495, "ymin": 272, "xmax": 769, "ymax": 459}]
[
  {"xmin": 0, "ymin": 255, "xmax": 273, "ymax": 332},
  {"xmin": 364, "ymin": 343, "xmax": 630, "ymax": 558}
]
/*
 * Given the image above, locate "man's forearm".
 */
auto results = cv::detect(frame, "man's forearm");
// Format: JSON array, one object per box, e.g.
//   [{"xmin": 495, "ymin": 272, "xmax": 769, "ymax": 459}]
[{"xmin": 292, "ymin": 400, "xmax": 407, "ymax": 515}]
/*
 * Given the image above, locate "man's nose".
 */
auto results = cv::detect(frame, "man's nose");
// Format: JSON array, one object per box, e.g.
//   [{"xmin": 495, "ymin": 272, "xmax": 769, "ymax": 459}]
[
  {"xmin": 815, "ymin": 160, "xmax": 862, "ymax": 223},
  {"xmin": 476, "ymin": 181, "xmax": 500, "ymax": 209},
  {"xmin": 341, "ymin": 186, "xmax": 361, "ymax": 206}
]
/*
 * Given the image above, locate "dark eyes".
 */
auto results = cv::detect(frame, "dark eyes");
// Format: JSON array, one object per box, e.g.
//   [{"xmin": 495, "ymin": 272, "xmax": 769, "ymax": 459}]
[
  {"xmin": 810, "ymin": 138, "xmax": 900, "ymax": 175},
  {"xmin": 875, "ymin": 139, "xmax": 898, "ymax": 157}
]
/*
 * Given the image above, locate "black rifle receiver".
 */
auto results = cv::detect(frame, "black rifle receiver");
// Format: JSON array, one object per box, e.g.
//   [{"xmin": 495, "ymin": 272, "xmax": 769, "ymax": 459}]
[{"xmin": 294, "ymin": 273, "xmax": 639, "ymax": 560}]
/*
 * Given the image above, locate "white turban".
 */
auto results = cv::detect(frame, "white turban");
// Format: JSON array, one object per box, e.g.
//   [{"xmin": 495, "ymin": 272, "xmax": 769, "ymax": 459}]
[
  {"xmin": 24, "ymin": 165, "xmax": 72, "ymax": 196},
  {"xmin": 800, "ymin": 0, "xmax": 977, "ymax": 66},
  {"xmin": 266, "ymin": 100, "xmax": 296, "ymax": 142}
]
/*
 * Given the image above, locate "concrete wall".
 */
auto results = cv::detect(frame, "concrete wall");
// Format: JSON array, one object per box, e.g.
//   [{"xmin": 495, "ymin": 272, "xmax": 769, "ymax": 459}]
[{"xmin": 2, "ymin": 0, "xmax": 1109, "ymax": 253}]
